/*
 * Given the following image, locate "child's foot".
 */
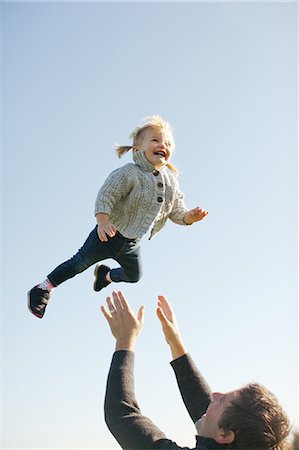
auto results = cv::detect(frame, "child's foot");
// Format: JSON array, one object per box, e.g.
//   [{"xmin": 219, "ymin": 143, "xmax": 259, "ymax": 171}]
[
  {"xmin": 93, "ymin": 264, "xmax": 111, "ymax": 292},
  {"xmin": 28, "ymin": 286, "xmax": 51, "ymax": 318}
]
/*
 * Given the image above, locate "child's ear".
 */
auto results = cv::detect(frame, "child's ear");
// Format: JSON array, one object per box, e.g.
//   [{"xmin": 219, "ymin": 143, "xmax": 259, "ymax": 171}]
[{"xmin": 132, "ymin": 146, "xmax": 139, "ymax": 152}]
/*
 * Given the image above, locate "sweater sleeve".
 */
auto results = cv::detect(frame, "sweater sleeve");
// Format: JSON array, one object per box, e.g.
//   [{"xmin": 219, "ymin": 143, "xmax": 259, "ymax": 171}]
[
  {"xmin": 168, "ymin": 179, "xmax": 189, "ymax": 225},
  {"xmin": 170, "ymin": 354, "xmax": 212, "ymax": 423},
  {"xmin": 104, "ymin": 350, "xmax": 191, "ymax": 450},
  {"xmin": 94, "ymin": 165, "xmax": 135, "ymax": 216}
]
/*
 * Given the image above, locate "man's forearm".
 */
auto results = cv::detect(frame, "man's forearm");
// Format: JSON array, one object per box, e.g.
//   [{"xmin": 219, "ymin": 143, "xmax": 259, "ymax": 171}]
[
  {"xmin": 171, "ymin": 354, "xmax": 212, "ymax": 423},
  {"xmin": 105, "ymin": 351, "xmax": 188, "ymax": 450}
]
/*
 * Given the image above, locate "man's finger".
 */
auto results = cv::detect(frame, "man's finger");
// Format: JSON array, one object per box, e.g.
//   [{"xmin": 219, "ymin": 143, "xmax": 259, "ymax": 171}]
[
  {"xmin": 137, "ymin": 305, "xmax": 145, "ymax": 323},
  {"xmin": 101, "ymin": 305, "xmax": 112, "ymax": 320},
  {"xmin": 112, "ymin": 291, "xmax": 123, "ymax": 312},
  {"xmin": 118, "ymin": 291, "xmax": 131, "ymax": 311},
  {"xmin": 156, "ymin": 307, "xmax": 167, "ymax": 323},
  {"xmin": 158, "ymin": 295, "xmax": 172, "ymax": 311},
  {"xmin": 106, "ymin": 296, "xmax": 116, "ymax": 313}
]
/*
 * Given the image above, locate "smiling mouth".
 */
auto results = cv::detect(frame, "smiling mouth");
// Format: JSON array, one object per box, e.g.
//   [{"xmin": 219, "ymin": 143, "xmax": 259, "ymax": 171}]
[{"xmin": 154, "ymin": 151, "xmax": 166, "ymax": 158}]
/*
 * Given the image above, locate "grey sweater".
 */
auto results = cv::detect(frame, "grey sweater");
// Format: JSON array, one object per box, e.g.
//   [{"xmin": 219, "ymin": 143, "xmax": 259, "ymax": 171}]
[
  {"xmin": 104, "ymin": 351, "xmax": 228, "ymax": 450},
  {"xmin": 95, "ymin": 150, "xmax": 189, "ymax": 240}
]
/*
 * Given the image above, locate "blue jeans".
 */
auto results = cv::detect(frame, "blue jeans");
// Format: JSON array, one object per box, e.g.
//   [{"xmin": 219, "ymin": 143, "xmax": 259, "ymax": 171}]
[{"xmin": 47, "ymin": 227, "xmax": 142, "ymax": 287}]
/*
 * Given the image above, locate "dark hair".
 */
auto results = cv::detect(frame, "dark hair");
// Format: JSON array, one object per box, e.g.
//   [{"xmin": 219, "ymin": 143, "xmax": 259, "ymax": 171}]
[{"xmin": 218, "ymin": 383, "xmax": 291, "ymax": 450}]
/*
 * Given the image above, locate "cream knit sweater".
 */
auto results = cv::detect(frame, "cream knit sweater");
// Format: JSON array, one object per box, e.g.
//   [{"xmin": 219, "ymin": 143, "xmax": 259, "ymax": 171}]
[{"xmin": 94, "ymin": 150, "xmax": 189, "ymax": 240}]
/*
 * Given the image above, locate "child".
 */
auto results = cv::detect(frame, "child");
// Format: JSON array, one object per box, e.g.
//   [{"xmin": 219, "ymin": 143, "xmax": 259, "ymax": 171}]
[{"xmin": 28, "ymin": 116, "xmax": 208, "ymax": 318}]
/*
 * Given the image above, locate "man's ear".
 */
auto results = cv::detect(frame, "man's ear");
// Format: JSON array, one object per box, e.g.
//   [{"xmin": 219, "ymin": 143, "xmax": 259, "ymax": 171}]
[{"xmin": 215, "ymin": 428, "xmax": 235, "ymax": 445}]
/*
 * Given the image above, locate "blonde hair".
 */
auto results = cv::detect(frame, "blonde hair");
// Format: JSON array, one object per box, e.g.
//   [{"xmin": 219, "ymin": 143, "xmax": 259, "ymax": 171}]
[{"xmin": 115, "ymin": 115, "xmax": 178, "ymax": 174}]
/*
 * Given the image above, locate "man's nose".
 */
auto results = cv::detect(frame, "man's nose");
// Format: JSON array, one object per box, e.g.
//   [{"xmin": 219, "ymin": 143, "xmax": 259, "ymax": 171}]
[{"xmin": 212, "ymin": 392, "xmax": 223, "ymax": 401}]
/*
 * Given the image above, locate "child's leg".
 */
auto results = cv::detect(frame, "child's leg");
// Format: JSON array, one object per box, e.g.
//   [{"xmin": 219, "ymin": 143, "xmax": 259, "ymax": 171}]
[
  {"xmin": 28, "ymin": 226, "xmax": 119, "ymax": 318},
  {"xmin": 110, "ymin": 241, "xmax": 142, "ymax": 283},
  {"xmin": 37, "ymin": 278, "xmax": 55, "ymax": 291},
  {"xmin": 93, "ymin": 235, "xmax": 142, "ymax": 291},
  {"xmin": 47, "ymin": 226, "xmax": 113, "ymax": 287}
]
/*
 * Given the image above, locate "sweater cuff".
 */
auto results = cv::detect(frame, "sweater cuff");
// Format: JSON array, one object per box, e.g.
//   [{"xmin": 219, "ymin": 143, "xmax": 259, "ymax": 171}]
[
  {"xmin": 170, "ymin": 210, "xmax": 190, "ymax": 226},
  {"xmin": 170, "ymin": 352, "xmax": 192, "ymax": 368},
  {"xmin": 94, "ymin": 201, "xmax": 112, "ymax": 216},
  {"xmin": 111, "ymin": 349, "xmax": 135, "ymax": 368}
]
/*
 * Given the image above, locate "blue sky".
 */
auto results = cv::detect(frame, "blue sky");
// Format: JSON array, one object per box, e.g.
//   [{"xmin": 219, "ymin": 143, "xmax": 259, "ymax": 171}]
[{"xmin": 2, "ymin": 2, "xmax": 298, "ymax": 449}]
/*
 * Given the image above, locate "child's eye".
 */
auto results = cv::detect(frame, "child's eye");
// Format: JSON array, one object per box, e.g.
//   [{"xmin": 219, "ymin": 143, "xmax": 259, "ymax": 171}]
[{"xmin": 152, "ymin": 138, "xmax": 158, "ymax": 142}]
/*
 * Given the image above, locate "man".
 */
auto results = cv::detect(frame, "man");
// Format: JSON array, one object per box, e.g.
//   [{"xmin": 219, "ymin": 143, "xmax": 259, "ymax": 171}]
[{"xmin": 102, "ymin": 291, "xmax": 291, "ymax": 450}]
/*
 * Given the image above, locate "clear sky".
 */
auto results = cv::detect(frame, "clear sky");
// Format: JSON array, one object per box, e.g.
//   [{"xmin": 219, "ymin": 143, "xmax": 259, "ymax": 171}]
[{"xmin": 2, "ymin": 2, "xmax": 298, "ymax": 449}]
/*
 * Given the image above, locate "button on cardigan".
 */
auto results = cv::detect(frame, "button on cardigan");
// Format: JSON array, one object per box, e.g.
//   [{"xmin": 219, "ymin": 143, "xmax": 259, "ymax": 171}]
[{"xmin": 94, "ymin": 150, "xmax": 189, "ymax": 240}]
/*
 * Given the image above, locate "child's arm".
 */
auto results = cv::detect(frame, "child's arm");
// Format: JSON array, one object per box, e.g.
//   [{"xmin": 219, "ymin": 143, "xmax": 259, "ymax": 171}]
[
  {"xmin": 169, "ymin": 182, "xmax": 208, "ymax": 226},
  {"xmin": 96, "ymin": 213, "xmax": 117, "ymax": 242},
  {"xmin": 95, "ymin": 165, "xmax": 135, "ymax": 242},
  {"xmin": 183, "ymin": 207, "xmax": 208, "ymax": 225}
]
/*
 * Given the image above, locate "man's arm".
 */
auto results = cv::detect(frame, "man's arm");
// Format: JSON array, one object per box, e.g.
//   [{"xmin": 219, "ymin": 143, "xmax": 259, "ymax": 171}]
[
  {"xmin": 157, "ymin": 296, "xmax": 212, "ymax": 423},
  {"xmin": 102, "ymin": 291, "xmax": 191, "ymax": 450},
  {"xmin": 170, "ymin": 354, "xmax": 212, "ymax": 423}
]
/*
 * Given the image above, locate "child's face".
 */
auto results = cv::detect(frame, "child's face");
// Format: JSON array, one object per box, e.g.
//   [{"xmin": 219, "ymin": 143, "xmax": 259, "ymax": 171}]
[{"xmin": 139, "ymin": 127, "xmax": 174, "ymax": 170}]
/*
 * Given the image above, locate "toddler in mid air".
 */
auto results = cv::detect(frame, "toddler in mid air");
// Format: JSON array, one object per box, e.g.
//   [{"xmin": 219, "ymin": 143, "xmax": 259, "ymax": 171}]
[{"xmin": 28, "ymin": 115, "xmax": 208, "ymax": 318}]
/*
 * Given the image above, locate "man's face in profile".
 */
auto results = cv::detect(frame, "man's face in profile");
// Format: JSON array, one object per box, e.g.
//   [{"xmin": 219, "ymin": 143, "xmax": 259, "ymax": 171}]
[{"xmin": 195, "ymin": 390, "xmax": 239, "ymax": 444}]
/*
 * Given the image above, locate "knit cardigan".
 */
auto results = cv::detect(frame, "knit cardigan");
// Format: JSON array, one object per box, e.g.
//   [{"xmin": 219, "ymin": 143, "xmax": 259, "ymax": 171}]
[{"xmin": 94, "ymin": 150, "xmax": 189, "ymax": 240}]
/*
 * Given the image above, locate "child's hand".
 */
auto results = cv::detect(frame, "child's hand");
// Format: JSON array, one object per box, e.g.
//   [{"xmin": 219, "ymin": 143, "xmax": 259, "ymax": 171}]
[
  {"xmin": 97, "ymin": 222, "xmax": 117, "ymax": 242},
  {"xmin": 184, "ymin": 207, "xmax": 208, "ymax": 225}
]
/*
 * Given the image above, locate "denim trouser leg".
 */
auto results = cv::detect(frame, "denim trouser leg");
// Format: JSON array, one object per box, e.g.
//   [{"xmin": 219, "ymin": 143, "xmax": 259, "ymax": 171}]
[
  {"xmin": 110, "ymin": 240, "xmax": 142, "ymax": 283},
  {"xmin": 47, "ymin": 227, "xmax": 142, "ymax": 287}
]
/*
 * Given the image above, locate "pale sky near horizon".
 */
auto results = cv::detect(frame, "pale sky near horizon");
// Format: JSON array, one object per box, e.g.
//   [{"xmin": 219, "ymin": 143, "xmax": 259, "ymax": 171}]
[{"xmin": 2, "ymin": 2, "xmax": 298, "ymax": 449}]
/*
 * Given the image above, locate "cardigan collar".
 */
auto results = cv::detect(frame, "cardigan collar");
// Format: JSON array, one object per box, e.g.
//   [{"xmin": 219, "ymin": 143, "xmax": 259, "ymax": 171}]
[
  {"xmin": 133, "ymin": 149, "xmax": 166, "ymax": 173},
  {"xmin": 195, "ymin": 435, "xmax": 230, "ymax": 449}
]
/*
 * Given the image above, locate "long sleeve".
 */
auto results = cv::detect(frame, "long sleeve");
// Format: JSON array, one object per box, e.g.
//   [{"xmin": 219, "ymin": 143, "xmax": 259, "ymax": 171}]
[
  {"xmin": 168, "ymin": 185, "xmax": 189, "ymax": 225},
  {"xmin": 95, "ymin": 165, "xmax": 135, "ymax": 216},
  {"xmin": 170, "ymin": 354, "xmax": 212, "ymax": 423},
  {"xmin": 105, "ymin": 350, "xmax": 192, "ymax": 450}
]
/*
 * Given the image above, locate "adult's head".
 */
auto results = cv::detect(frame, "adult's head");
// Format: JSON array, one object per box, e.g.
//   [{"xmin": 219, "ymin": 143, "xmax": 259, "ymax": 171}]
[{"xmin": 196, "ymin": 383, "xmax": 290, "ymax": 450}]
